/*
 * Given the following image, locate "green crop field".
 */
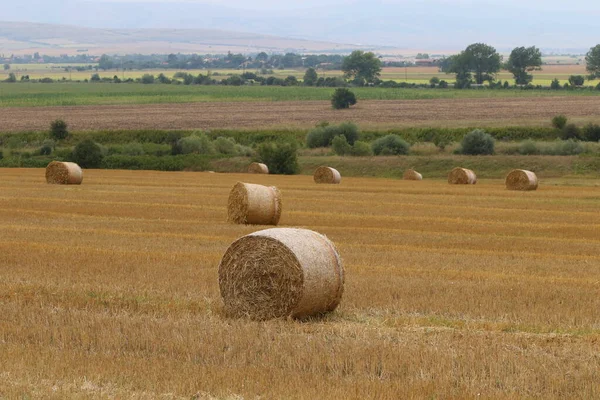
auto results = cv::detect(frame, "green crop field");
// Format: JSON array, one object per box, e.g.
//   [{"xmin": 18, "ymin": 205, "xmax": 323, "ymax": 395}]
[{"xmin": 1, "ymin": 82, "xmax": 599, "ymax": 108}]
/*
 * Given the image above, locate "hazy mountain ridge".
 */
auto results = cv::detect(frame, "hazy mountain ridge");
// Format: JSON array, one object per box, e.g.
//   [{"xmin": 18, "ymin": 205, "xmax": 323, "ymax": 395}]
[
  {"xmin": 0, "ymin": 0, "xmax": 597, "ymax": 52},
  {"xmin": 0, "ymin": 21, "xmax": 377, "ymax": 55}
]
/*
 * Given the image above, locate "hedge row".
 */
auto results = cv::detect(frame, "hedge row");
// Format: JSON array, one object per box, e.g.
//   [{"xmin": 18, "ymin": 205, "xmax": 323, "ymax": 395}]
[
  {"xmin": 0, "ymin": 154, "xmax": 220, "ymax": 171},
  {"xmin": 0, "ymin": 126, "xmax": 562, "ymax": 149}
]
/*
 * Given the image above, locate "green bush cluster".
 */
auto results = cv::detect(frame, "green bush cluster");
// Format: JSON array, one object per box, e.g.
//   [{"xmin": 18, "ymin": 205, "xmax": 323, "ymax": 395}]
[
  {"xmin": 257, "ymin": 141, "xmax": 299, "ymax": 175},
  {"xmin": 306, "ymin": 122, "xmax": 360, "ymax": 148},
  {"xmin": 332, "ymin": 136, "xmax": 373, "ymax": 156},
  {"xmin": 371, "ymin": 135, "xmax": 411, "ymax": 155},
  {"xmin": 171, "ymin": 132, "xmax": 253, "ymax": 157},
  {"xmin": 460, "ymin": 129, "xmax": 495, "ymax": 155}
]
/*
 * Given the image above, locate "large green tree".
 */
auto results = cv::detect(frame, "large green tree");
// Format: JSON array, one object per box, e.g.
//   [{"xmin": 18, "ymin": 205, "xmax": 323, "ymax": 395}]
[
  {"xmin": 341, "ymin": 51, "xmax": 382, "ymax": 83},
  {"xmin": 506, "ymin": 46, "xmax": 542, "ymax": 85},
  {"xmin": 445, "ymin": 53, "xmax": 472, "ymax": 88},
  {"xmin": 463, "ymin": 43, "xmax": 501, "ymax": 84},
  {"xmin": 303, "ymin": 67, "xmax": 318, "ymax": 86},
  {"xmin": 585, "ymin": 44, "xmax": 600, "ymax": 79},
  {"xmin": 98, "ymin": 54, "xmax": 114, "ymax": 70},
  {"xmin": 444, "ymin": 43, "xmax": 501, "ymax": 87}
]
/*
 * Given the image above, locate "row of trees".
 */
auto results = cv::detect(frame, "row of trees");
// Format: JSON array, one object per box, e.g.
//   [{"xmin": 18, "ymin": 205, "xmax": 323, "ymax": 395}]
[
  {"xmin": 440, "ymin": 44, "xmax": 600, "ymax": 88},
  {"xmin": 341, "ymin": 45, "xmax": 600, "ymax": 88}
]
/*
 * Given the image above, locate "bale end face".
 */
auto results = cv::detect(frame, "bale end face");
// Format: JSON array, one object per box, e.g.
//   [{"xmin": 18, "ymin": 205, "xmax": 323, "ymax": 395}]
[
  {"xmin": 314, "ymin": 166, "xmax": 341, "ymax": 184},
  {"xmin": 218, "ymin": 228, "xmax": 344, "ymax": 320},
  {"xmin": 506, "ymin": 169, "xmax": 538, "ymax": 191},
  {"xmin": 448, "ymin": 167, "xmax": 477, "ymax": 185},
  {"xmin": 248, "ymin": 162, "xmax": 269, "ymax": 174},
  {"xmin": 227, "ymin": 182, "xmax": 282, "ymax": 225},
  {"xmin": 45, "ymin": 161, "xmax": 83, "ymax": 185},
  {"xmin": 403, "ymin": 169, "xmax": 423, "ymax": 181}
]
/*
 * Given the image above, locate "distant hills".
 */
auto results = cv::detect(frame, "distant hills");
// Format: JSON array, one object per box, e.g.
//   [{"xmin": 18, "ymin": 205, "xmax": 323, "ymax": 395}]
[
  {"xmin": 0, "ymin": 0, "xmax": 597, "ymax": 53},
  {"xmin": 0, "ymin": 21, "xmax": 378, "ymax": 56}
]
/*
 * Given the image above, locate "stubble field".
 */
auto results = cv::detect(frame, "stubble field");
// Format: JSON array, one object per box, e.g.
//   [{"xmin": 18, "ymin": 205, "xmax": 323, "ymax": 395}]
[
  {"xmin": 3, "ymin": 96, "xmax": 600, "ymax": 132},
  {"xmin": 1, "ymin": 168, "xmax": 600, "ymax": 398}
]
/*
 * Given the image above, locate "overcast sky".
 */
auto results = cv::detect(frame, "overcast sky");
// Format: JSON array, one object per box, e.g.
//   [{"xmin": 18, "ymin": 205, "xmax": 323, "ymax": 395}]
[{"xmin": 1, "ymin": 0, "xmax": 598, "ymax": 50}]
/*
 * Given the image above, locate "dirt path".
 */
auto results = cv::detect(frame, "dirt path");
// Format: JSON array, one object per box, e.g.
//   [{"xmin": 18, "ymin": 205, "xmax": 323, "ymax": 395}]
[{"xmin": 2, "ymin": 97, "xmax": 600, "ymax": 131}]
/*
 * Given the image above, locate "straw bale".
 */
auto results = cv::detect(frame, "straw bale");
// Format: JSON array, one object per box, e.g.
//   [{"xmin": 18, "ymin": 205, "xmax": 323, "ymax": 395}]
[
  {"xmin": 227, "ymin": 182, "xmax": 282, "ymax": 225},
  {"xmin": 219, "ymin": 227, "xmax": 344, "ymax": 320},
  {"xmin": 506, "ymin": 169, "xmax": 538, "ymax": 191},
  {"xmin": 403, "ymin": 169, "xmax": 423, "ymax": 181},
  {"xmin": 45, "ymin": 161, "xmax": 83, "ymax": 185},
  {"xmin": 314, "ymin": 166, "xmax": 341, "ymax": 184},
  {"xmin": 448, "ymin": 167, "xmax": 477, "ymax": 184},
  {"xmin": 248, "ymin": 162, "xmax": 269, "ymax": 174}
]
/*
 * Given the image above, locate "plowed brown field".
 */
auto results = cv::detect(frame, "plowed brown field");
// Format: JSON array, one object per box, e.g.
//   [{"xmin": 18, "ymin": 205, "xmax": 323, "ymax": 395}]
[{"xmin": 3, "ymin": 97, "xmax": 600, "ymax": 131}]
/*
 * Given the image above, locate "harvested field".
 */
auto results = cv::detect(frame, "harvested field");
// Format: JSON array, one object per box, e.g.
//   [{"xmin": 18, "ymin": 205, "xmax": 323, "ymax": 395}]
[
  {"xmin": 1, "ymin": 169, "xmax": 600, "ymax": 398},
  {"xmin": 2, "ymin": 96, "xmax": 600, "ymax": 132}
]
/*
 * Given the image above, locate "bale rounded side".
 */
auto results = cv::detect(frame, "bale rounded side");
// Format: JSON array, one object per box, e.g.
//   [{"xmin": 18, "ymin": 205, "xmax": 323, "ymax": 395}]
[
  {"xmin": 218, "ymin": 228, "xmax": 344, "ymax": 320},
  {"xmin": 403, "ymin": 169, "xmax": 423, "ymax": 181},
  {"xmin": 506, "ymin": 169, "xmax": 538, "ymax": 191},
  {"xmin": 248, "ymin": 162, "xmax": 269, "ymax": 174},
  {"xmin": 45, "ymin": 161, "xmax": 83, "ymax": 185},
  {"xmin": 448, "ymin": 167, "xmax": 477, "ymax": 185},
  {"xmin": 314, "ymin": 166, "xmax": 341, "ymax": 184},
  {"xmin": 227, "ymin": 182, "xmax": 282, "ymax": 225}
]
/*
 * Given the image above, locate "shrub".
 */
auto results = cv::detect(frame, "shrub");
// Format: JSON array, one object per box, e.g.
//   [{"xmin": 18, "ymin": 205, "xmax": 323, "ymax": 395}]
[
  {"xmin": 550, "ymin": 78, "xmax": 561, "ymax": 90},
  {"xmin": 568, "ymin": 75, "xmax": 585, "ymax": 86},
  {"xmin": 372, "ymin": 134, "xmax": 410, "ymax": 155},
  {"xmin": 560, "ymin": 124, "xmax": 581, "ymax": 140},
  {"xmin": 429, "ymin": 77, "xmax": 440, "ymax": 85},
  {"xmin": 518, "ymin": 140, "xmax": 540, "ymax": 155},
  {"xmin": 257, "ymin": 141, "xmax": 299, "ymax": 175},
  {"xmin": 335, "ymin": 122, "xmax": 360, "ymax": 145},
  {"xmin": 72, "ymin": 139, "xmax": 104, "ymax": 168},
  {"xmin": 350, "ymin": 140, "xmax": 372, "ymax": 156},
  {"xmin": 460, "ymin": 129, "xmax": 495, "ymax": 155},
  {"xmin": 582, "ymin": 123, "xmax": 600, "ymax": 142},
  {"xmin": 552, "ymin": 115, "xmax": 567, "ymax": 129},
  {"xmin": 234, "ymin": 144, "xmax": 255, "ymax": 157},
  {"xmin": 39, "ymin": 139, "xmax": 55, "ymax": 156},
  {"xmin": 90, "ymin": 73, "xmax": 100, "ymax": 82},
  {"xmin": 305, "ymin": 122, "xmax": 360, "ymax": 148},
  {"xmin": 122, "ymin": 142, "xmax": 145, "ymax": 156},
  {"xmin": 551, "ymin": 139, "xmax": 583, "ymax": 155},
  {"xmin": 214, "ymin": 136, "xmax": 237, "ymax": 154},
  {"xmin": 50, "ymin": 119, "xmax": 69, "ymax": 140},
  {"xmin": 331, "ymin": 88, "xmax": 357, "ymax": 109},
  {"xmin": 438, "ymin": 80, "xmax": 449, "ymax": 88},
  {"xmin": 177, "ymin": 133, "xmax": 214, "ymax": 155},
  {"xmin": 141, "ymin": 74, "xmax": 155, "ymax": 84},
  {"xmin": 306, "ymin": 127, "xmax": 329, "ymax": 148},
  {"xmin": 332, "ymin": 135, "xmax": 351, "ymax": 155}
]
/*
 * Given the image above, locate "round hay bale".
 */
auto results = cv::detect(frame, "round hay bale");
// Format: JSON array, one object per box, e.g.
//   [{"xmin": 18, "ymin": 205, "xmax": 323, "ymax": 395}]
[
  {"xmin": 314, "ymin": 166, "xmax": 341, "ymax": 184},
  {"xmin": 218, "ymin": 227, "xmax": 344, "ymax": 320},
  {"xmin": 45, "ymin": 161, "xmax": 83, "ymax": 185},
  {"xmin": 403, "ymin": 169, "xmax": 423, "ymax": 181},
  {"xmin": 248, "ymin": 162, "xmax": 269, "ymax": 174},
  {"xmin": 227, "ymin": 182, "xmax": 282, "ymax": 225},
  {"xmin": 448, "ymin": 167, "xmax": 477, "ymax": 185},
  {"xmin": 506, "ymin": 169, "xmax": 538, "ymax": 191}
]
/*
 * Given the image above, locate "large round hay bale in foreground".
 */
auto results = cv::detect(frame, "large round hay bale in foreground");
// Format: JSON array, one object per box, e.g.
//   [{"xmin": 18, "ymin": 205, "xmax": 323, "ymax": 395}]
[
  {"xmin": 403, "ymin": 169, "xmax": 423, "ymax": 181},
  {"xmin": 219, "ymin": 228, "xmax": 344, "ymax": 320},
  {"xmin": 448, "ymin": 167, "xmax": 477, "ymax": 185},
  {"xmin": 248, "ymin": 162, "xmax": 269, "ymax": 174},
  {"xmin": 314, "ymin": 166, "xmax": 341, "ymax": 184},
  {"xmin": 227, "ymin": 182, "xmax": 282, "ymax": 225},
  {"xmin": 506, "ymin": 169, "xmax": 538, "ymax": 191},
  {"xmin": 45, "ymin": 161, "xmax": 83, "ymax": 185}
]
